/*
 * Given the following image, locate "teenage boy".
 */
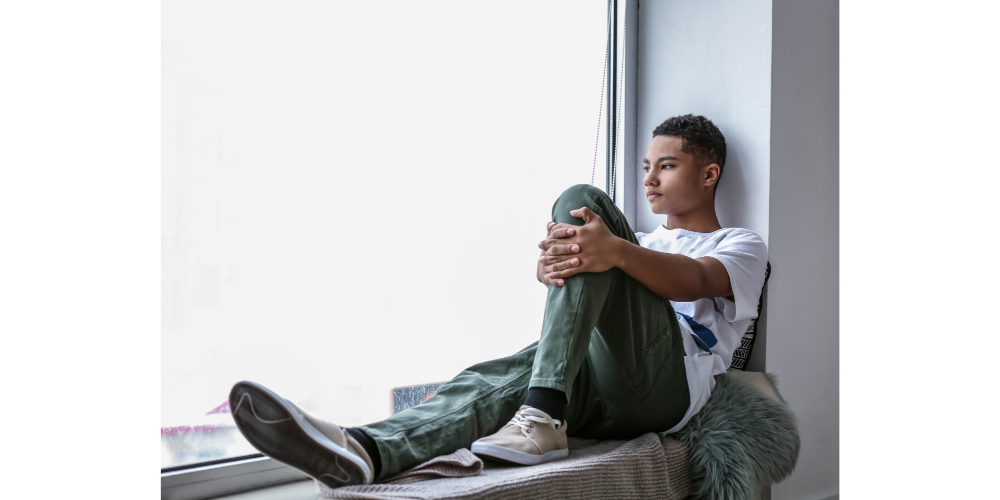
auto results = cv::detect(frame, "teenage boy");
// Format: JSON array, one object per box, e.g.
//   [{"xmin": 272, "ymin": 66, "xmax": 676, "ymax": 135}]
[{"xmin": 228, "ymin": 114, "xmax": 768, "ymax": 489}]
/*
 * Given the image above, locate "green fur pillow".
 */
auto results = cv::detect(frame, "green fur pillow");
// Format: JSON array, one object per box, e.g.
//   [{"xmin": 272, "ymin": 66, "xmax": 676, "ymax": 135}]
[{"xmin": 675, "ymin": 372, "xmax": 800, "ymax": 500}]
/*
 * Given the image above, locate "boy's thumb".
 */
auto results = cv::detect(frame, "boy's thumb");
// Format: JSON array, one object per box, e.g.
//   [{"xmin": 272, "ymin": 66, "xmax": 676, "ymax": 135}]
[{"xmin": 572, "ymin": 207, "xmax": 595, "ymax": 222}]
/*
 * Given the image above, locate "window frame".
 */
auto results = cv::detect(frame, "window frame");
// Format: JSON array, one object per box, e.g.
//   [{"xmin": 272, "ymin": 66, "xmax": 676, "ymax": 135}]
[
  {"xmin": 161, "ymin": 455, "xmax": 307, "ymax": 500},
  {"xmin": 606, "ymin": 0, "xmax": 620, "ymax": 201},
  {"xmin": 603, "ymin": 0, "xmax": 637, "ymax": 222}
]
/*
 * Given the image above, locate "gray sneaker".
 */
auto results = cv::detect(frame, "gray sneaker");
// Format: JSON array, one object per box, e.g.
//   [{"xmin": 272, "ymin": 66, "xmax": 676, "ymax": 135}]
[{"xmin": 228, "ymin": 381, "xmax": 374, "ymax": 488}]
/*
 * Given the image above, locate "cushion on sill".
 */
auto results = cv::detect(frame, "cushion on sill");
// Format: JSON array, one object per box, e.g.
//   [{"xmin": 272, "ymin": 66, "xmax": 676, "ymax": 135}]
[{"xmin": 319, "ymin": 434, "xmax": 691, "ymax": 499}]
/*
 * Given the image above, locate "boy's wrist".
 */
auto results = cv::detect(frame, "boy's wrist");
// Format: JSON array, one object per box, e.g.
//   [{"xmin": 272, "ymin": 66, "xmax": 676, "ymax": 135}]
[{"xmin": 613, "ymin": 237, "xmax": 631, "ymax": 270}]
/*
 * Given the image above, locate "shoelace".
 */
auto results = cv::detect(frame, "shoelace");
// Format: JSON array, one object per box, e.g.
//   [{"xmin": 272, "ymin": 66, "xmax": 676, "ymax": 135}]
[{"xmin": 509, "ymin": 407, "xmax": 560, "ymax": 433}]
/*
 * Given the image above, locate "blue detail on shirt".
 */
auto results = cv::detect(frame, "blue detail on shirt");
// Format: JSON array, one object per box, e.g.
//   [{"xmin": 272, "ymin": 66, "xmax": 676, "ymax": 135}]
[{"xmin": 676, "ymin": 311, "xmax": 718, "ymax": 351}]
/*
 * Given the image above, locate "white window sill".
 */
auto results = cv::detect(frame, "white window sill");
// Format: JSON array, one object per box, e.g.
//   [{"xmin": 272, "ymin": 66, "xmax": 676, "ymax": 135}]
[
  {"xmin": 210, "ymin": 479, "xmax": 319, "ymax": 500},
  {"xmin": 162, "ymin": 455, "xmax": 312, "ymax": 500}
]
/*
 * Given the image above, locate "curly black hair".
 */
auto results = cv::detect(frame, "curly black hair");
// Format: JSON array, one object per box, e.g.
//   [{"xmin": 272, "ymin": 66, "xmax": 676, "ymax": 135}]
[{"xmin": 652, "ymin": 114, "xmax": 727, "ymax": 188}]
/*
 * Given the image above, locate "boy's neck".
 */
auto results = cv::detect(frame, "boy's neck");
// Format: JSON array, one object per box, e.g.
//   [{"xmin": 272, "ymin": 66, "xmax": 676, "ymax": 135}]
[{"xmin": 664, "ymin": 209, "xmax": 723, "ymax": 234}]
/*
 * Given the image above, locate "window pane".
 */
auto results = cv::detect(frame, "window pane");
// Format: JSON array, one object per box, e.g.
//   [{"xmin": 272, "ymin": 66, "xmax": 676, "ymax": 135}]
[{"xmin": 162, "ymin": 0, "xmax": 610, "ymax": 469}]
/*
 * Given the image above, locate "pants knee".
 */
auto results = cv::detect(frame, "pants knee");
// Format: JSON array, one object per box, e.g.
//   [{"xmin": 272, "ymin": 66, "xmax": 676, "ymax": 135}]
[
  {"xmin": 552, "ymin": 184, "xmax": 609, "ymax": 225},
  {"xmin": 559, "ymin": 184, "xmax": 605, "ymax": 202}
]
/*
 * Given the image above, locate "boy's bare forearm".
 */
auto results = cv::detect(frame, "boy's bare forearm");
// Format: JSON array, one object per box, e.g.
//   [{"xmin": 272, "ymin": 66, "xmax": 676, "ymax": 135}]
[{"xmin": 615, "ymin": 242, "xmax": 732, "ymax": 301}]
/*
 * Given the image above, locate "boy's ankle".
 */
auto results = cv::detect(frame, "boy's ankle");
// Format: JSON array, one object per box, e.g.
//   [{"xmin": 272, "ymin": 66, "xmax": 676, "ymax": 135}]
[
  {"xmin": 523, "ymin": 387, "xmax": 567, "ymax": 422},
  {"xmin": 345, "ymin": 427, "xmax": 382, "ymax": 479}
]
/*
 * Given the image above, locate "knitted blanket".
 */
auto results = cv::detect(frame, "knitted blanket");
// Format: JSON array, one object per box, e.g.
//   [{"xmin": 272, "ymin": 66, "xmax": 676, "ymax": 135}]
[
  {"xmin": 315, "ymin": 371, "xmax": 798, "ymax": 500},
  {"xmin": 318, "ymin": 434, "xmax": 691, "ymax": 500}
]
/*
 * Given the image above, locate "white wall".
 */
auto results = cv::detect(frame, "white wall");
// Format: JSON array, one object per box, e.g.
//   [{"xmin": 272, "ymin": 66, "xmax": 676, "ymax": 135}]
[
  {"xmin": 767, "ymin": 1, "xmax": 839, "ymax": 499},
  {"xmin": 635, "ymin": 0, "xmax": 772, "ymax": 242}
]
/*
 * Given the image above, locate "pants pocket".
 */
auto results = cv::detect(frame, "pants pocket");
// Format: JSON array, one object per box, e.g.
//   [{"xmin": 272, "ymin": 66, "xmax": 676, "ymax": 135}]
[{"xmin": 627, "ymin": 326, "xmax": 690, "ymax": 429}]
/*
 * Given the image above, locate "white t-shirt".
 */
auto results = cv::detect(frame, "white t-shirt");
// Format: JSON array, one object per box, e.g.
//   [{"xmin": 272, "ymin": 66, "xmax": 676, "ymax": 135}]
[{"xmin": 634, "ymin": 226, "xmax": 768, "ymax": 434}]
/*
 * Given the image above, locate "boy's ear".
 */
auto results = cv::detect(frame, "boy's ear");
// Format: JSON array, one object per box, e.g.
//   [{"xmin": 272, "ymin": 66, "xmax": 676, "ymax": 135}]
[{"xmin": 702, "ymin": 163, "xmax": 721, "ymax": 188}]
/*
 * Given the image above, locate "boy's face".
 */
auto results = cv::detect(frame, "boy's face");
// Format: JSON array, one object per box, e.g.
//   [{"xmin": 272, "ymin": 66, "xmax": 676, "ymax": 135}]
[{"xmin": 642, "ymin": 135, "xmax": 717, "ymax": 216}]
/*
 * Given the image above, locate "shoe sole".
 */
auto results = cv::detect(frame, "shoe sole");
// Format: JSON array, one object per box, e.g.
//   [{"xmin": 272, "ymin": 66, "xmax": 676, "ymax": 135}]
[
  {"xmin": 228, "ymin": 381, "xmax": 371, "ymax": 488},
  {"xmin": 470, "ymin": 442, "xmax": 569, "ymax": 465}
]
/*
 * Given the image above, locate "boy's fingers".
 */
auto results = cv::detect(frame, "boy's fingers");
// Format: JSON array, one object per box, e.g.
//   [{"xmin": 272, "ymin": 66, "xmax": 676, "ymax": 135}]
[
  {"xmin": 562, "ymin": 266, "xmax": 581, "ymax": 278},
  {"xmin": 549, "ymin": 223, "xmax": 575, "ymax": 235},
  {"xmin": 544, "ymin": 244, "xmax": 580, "ymax": 256},
  {"xmin": 539, "ymin": 255, "xmax": 563, "ymax": 266},
  {"xmin": 543, "ymin": 259, "xmax": 580, "ymax": 272},
  {"xmin": 550, "ymin": 227, "xmax": 575, "ymax": 239},
  {"xmin": 547, "ymin": 267, "xmax": 580, "ymax": 281},
  {"xmin": 545, "ymin": 272, "xmax": 567, "ymax": 287},
  {"xmin": 557, "ymin": 259, "xmax": 580, "ymax": 271},
  {"xmin": 541, "ymin": 262, "xmax": 563, "ymax": 275},
  {"xmin": 540, "ymin": 227, "xmax": 579, "ymax": 250},
  {"xmin": 540, "ymin": 255, "xmax": 579, "ymax": 267}
]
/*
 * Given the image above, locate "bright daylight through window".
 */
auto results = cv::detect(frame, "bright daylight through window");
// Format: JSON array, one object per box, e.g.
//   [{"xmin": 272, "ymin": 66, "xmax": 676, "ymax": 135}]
[{"xmin": 162, "ymin": 0, "xmax": 618, "ymax": 469}]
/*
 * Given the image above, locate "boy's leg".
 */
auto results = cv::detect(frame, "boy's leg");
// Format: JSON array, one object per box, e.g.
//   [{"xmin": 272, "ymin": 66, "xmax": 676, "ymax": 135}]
[
  {"xmin": 360, "ymin": 343, "xmax": 537, "ymax": 479},
  {"xmin": 531, "ymin": 184, "xmax": 690, "ymax": 438}
]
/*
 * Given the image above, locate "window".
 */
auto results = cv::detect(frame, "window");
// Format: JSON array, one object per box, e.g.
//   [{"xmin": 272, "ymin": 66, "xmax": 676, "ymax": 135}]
[{"xmin": 162, "ymin": 0, "xmax": 621, "ymax": 483}]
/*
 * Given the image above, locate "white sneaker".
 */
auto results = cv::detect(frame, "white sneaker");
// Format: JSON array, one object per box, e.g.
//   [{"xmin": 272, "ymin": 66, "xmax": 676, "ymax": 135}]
[
  {"xmin": 229, "ymin": 381, "xmax": 374, "ymax": 488},
  {"xmin": 471, "ymin": 406, "xmax": 569, "ymax": 465}
]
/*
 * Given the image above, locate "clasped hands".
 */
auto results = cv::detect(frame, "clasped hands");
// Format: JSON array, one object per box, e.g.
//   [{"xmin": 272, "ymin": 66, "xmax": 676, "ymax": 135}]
[{"xmin": 537, "ymin": 207, "xmax": 624, "ymax": 286}]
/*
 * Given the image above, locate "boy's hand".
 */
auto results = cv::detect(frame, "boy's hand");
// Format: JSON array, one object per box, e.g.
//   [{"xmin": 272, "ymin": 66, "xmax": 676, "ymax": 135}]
[
  {"xmin": 537, "ymin": 207, "xmax": 624, "ymax": 286},
  {"xmin": 536, "ymin": 221, "xmax": 577, "ymax": 286}
]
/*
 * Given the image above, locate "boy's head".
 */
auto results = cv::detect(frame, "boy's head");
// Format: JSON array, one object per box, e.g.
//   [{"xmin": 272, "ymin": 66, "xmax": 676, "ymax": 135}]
[{"xmin": 643, "ymin": 114, "xmax": 726, "ymax": 216}]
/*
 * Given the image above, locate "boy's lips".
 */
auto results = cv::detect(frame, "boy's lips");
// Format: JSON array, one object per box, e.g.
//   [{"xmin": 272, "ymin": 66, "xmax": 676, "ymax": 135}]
[{"xmin": 646, "ymin": 190, "xmax": 661, "ymax": 201}]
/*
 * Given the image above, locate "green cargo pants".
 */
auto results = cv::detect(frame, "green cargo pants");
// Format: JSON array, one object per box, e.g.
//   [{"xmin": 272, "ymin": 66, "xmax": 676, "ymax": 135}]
[{"xmin": 361, "ymin": 184, "xmax": 689, "ymax": 479}]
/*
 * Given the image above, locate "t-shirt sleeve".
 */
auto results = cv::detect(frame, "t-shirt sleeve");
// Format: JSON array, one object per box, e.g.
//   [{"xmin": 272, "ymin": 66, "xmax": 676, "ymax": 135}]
[{"xmin": 705, "ymin": 230, "xmax": 768, "ymax": 323}]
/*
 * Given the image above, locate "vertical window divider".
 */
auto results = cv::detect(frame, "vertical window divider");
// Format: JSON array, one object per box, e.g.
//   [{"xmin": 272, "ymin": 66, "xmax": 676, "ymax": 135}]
[
  {"xmin": 605, "ymin": 0, "xmax": 618, "ymax": 202},
  {"xmin": 606, "ymin": 0, "xmax": 633, "ymax": 221}
]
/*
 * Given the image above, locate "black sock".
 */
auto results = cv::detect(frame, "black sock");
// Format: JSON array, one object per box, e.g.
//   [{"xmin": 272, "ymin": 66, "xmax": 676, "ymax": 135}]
[
  {"xmin": 523, "ymin": 387, "xmax": 567, "ymax": 422},
  {"xmin": 345, "ymin": 427, "xmax": 382, "ymax": 479}
]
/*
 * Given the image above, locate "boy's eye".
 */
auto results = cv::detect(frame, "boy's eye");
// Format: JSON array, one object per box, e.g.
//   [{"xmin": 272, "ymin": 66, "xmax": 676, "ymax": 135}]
[{"xmin": 643, "ymin": 164, "xmax": 673, "ymax": 173}]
